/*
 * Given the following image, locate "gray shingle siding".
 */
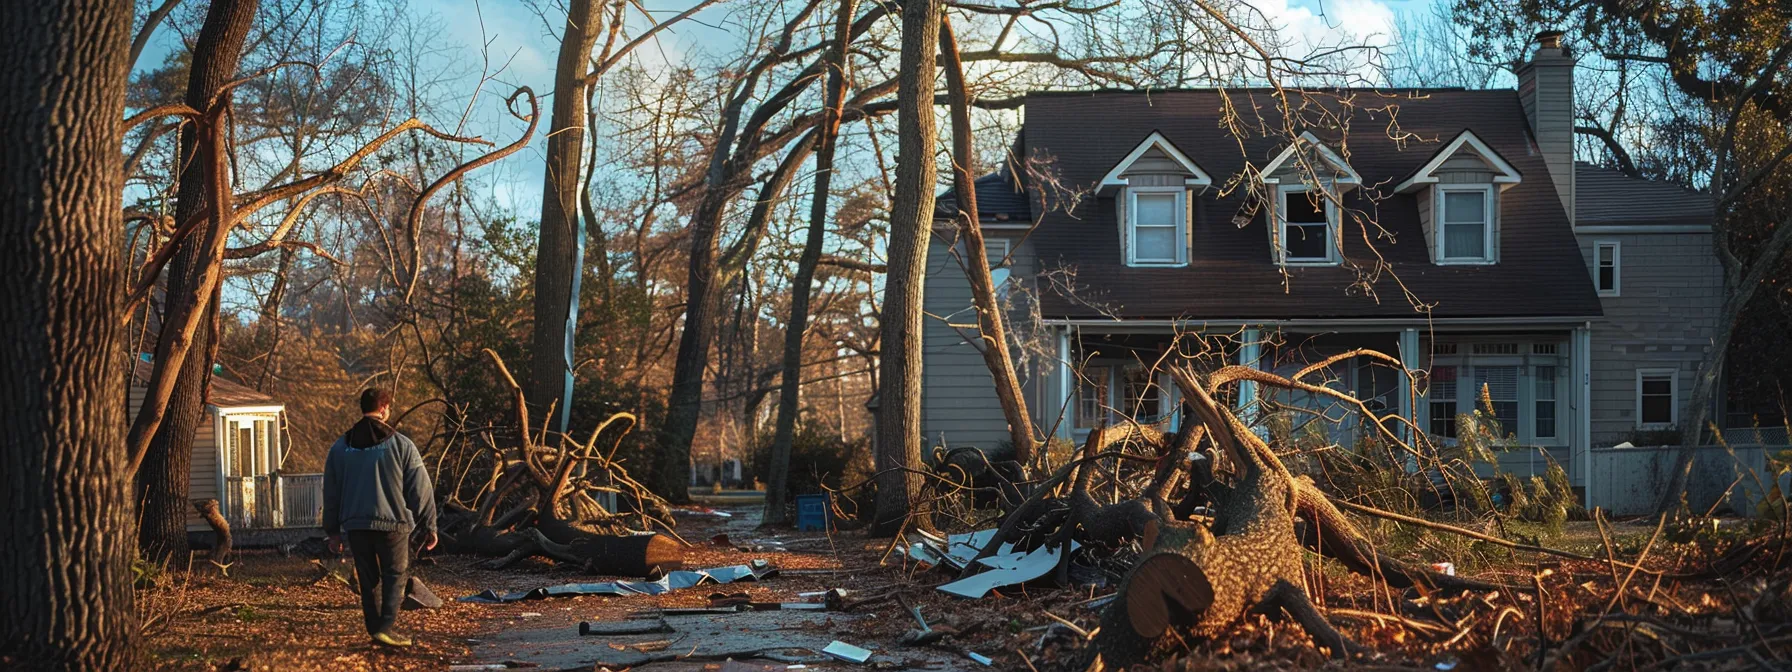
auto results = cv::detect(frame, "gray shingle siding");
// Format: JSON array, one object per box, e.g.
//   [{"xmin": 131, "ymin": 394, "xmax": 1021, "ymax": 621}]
[{"xmin": 1577, "ymin": 232, "xmax": 1723, "ymax": 446}]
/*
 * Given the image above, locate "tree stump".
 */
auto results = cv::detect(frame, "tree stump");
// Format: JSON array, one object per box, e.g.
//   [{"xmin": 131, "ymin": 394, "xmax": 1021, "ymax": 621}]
[{"xmin": 192, "ymin": 498, "xmax": 232, "ymax": 567}]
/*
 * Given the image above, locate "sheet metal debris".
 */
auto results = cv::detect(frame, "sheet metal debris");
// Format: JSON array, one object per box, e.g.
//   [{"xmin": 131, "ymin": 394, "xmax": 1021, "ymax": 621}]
[
  {"xmin": 907, "ymin": 529, "xmax": 1005, "ymax": 570},
  {"xmin": 458, "ymin": 560, "xmax": 777, "ymax": 603},
  {"xmin": 935, "ymin": 542, "xmax": 1078, "ymax": 599},
  {"xmin": 821, "ymin": 641, "xmax": 873, "ymax": 664}
]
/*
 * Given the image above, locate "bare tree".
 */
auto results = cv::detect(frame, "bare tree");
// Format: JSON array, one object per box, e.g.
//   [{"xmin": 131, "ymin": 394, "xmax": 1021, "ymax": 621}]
[
  {"xmin": 0, "ymin": 0, "xmax": 139, "ymax": 665},
  {"xmin": 763, "ymin": 0, "xmax": 859, "ymax": 526}
]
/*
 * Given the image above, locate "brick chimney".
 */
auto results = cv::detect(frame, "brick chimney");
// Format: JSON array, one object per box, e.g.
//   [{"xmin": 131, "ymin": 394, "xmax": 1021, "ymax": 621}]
[{"xmin": 1517, "ymin": 30, "xmax": 1576, "ymax": 224}]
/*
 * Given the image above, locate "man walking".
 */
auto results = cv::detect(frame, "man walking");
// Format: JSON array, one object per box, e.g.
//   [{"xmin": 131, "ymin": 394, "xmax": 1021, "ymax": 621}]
[{"xmin": 323, "ymin": 388, "xmax": 438, "ymax": 647}]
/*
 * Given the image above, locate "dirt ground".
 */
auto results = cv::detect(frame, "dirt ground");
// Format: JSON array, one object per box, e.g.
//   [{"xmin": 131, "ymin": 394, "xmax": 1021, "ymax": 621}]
[{"xmin": 140, "ymin": 506, "xmax": 1748, "ymax": 671}]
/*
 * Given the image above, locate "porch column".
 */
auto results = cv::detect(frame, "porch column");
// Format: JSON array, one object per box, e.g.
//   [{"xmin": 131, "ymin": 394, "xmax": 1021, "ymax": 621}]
[
  {"xmin": 1398, "ymin": 328, "xmax": 1421, "ymax": 472},
  {"xmin": 1573, "ymin": 324, "xmax": 1594, "ymax": 511},
  {"xmin": 1056, "ymin": 326, "xmax": 1073, "ymax": 441},
  {"xmin": 1236, "ymin": 328, "xmax": 1261, "ymax": 418}
]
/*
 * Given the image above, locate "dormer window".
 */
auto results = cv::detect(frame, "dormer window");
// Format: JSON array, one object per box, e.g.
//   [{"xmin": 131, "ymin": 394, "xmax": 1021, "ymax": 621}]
[
  {"xmin": 1438, "ymin": 185, "xmax": 1494, "ymax": 262},
  {"xmin": 1260, "ymin": 133, "xmax": 1359, "ymax": 267},
  {"xmin": 1127, "ymin": 187, "xmax": 1187, "ymax": 266},
  {"xmin": 1277, "ymin": 186, "xmax": 1338, "ymax": 264},
  {"xmin": 1395, "ymin": 130, "xmax": 1520, "ymax": 265}
]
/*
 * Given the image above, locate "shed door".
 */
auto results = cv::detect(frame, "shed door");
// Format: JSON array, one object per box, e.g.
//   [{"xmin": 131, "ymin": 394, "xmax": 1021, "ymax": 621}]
[{"xmin": 222, "ymin": 413, "xmax": 280, "ymax": 527}]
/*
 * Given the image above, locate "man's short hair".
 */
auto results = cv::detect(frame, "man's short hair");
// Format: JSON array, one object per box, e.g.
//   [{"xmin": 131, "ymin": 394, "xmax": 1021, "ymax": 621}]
[{"xmin": 360, "ymin": 388, "xmax": 394, "ymax": 414}]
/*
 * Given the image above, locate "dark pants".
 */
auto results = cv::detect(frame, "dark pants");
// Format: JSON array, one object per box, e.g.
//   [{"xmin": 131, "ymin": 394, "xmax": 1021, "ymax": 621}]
[{"xmin": 347, "ymin": 528, "xmax": 410, "ymax": 635}]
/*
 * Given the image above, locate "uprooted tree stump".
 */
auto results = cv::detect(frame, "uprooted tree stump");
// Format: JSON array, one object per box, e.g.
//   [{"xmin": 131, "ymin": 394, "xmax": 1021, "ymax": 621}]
[{"xmin": 435, "ymin": 349, "xmax": 685, "ymax": 577}]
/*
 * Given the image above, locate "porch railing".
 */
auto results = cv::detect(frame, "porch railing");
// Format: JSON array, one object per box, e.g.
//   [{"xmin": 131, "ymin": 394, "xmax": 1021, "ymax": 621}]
[
  {"xmin": 221, "ymin": 473, "xmax": 323, "ymax": 529},
  {"xmin": 281, "ymin": 473, "xmax": 324, "ymax": 528}
]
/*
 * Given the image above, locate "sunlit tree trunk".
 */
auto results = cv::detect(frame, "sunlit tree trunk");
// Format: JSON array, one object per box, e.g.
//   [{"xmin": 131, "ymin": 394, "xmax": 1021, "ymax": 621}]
[
  {"xmin": 136, "ymin": 0, "xmax": 259, "ymax": 566},
  {"xmin": 871, "ymin": 0, "xmax": 941, "ymax": 537},
  {"xmin": 528, "ymin": 0, "xmax": 606, "ymax": 436},
  {"xmin": 0, "ymin": 0, "xmax": 138, "ymax": 665}
]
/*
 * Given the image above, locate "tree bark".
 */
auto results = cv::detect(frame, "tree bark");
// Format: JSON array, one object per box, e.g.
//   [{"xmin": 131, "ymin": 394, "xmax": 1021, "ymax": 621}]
[
  {"xmin": 938, "ymin": 16, "xmax": 1036, "ymax": 469},
  {"xmin": 135, "ymin": 0, "xmax": 259, "ymax": 566},
  {"xmin": 871, "ymin": 0, "xmax": 941, "ymax": 537},
  {"xmin": 528, "ymin": 0, "xmax": 607, "ymax": 436},
  {"xmin": 764, "ymin": 0, "xmax": 858, "ymax": 527},
  {"xmin": 0, "ymin": 0, "xmax": 138, "ymax": 666}
]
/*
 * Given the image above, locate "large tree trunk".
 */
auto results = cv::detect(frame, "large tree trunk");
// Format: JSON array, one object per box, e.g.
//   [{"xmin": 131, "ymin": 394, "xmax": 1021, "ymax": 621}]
[
  {"xmin": 135, "ymin": 0, "xmax": 259, "ymax": 565},
  {"xmin": 938, "ymin": 16, "xmax": 1036, "ymax": 470},
  {"xmin": 0, "ymin": 0, "xmax": 138, "ymax": 666},
  {"xmin": 528, "ymin": 0, "xmax": 606, "ymax": 436},
  {"xmin": 764, "ymin": 0, "xmax": 858, "ymax": 527},
  {"xmin": 871, "ymin": 0, "xmax": 941, "ymax": 537}
]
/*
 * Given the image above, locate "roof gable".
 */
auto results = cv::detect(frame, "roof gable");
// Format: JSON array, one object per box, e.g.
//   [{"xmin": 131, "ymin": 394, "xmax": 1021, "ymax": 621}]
[
  {"xmin": 1259, "ymin": 132, "xmax": 1362, "ymax": 186},
  {"xmin": 1098, "ymin": 131, "xmax": 1212, "ymax": 191},
  {"xmin": 1394, "ymin": 129, "xmax": 1521, "ymax": 192}
]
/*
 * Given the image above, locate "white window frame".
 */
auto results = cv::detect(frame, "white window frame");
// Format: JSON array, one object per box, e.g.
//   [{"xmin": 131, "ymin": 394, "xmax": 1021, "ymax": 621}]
[
  {"xmin": 1125, "ymin": 187, "xmax": 1188, "ymax": 267},
  {"xmin": 1421, "ymin": 338, "xmax": 1568, "ymax": 447},
  {"xmin": 1595, "ymin": 240, "xmax": 1621, "ymax": 297},
  {"xmin": 1435, "ymin": 185, "xmax": 1496, "ymax": 264},
  {"xmin": 1635, "ymin": 368, "xmax": 1678, "ymax": 429},
  {"xmin": 1075, "ymin": 365, "xmax": 1112, "ymax": 429},
  {"xmin": 1276, "ymin": 184, "xmax": 1340, "ymax": 266},
  {"xmin": 981, "ymin": 238, "xmax": 1010, "ymax": 268}
]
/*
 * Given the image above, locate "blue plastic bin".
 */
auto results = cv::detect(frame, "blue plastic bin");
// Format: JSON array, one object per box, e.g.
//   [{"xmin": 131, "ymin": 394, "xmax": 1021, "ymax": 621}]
[{"xmin": 794, "ymin": 494, "xmax": 829, "ymax": 531}]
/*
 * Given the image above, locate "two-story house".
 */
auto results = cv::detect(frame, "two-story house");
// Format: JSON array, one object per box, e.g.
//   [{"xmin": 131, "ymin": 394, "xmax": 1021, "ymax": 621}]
[{"xmin": 921, "ymin": 33, "xmax": 1723, "ymax": 506}]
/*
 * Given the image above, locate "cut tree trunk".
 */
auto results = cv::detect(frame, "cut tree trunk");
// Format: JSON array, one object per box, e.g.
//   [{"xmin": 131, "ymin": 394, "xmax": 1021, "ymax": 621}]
[
  {"xmin": 193, "ymin": 498, "xmax": 233, "ymax": 566},
  {"xmin": 0, "ymin": 0, "xmax": 138, "ymax": 665},
  {"xmin": 871, "ymin": 0, "xmax": 941, "ymax": 538}
]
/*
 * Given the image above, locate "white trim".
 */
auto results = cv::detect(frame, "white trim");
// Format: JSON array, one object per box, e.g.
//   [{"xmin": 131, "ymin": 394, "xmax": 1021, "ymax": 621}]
[
  {"xmin": 1394, "ymin": 130, "xmax": 1522, "ymax": 193},
  {"xmin": 1099, "ymin": 131, "xmax": 1213, "ymax": 190},
  {"xmin": 1574, "ymin": 224, "xmax": 1711, "ymax": 234},
  {"xmin": 1038, "ymin": 315, "xmax": 1602, "ymax": 330},
  {"xmin": 1435, "ymin": 184, "xmax": 1497, "ymax": 264},
  {"xmin": 1276, "ymin": 184, "xmax": 1340, "ymax": 266},
  {"xmin": 1260, "ymin": 132, "xmax": 1362, "ymax": 185},
  {"xmin": 210, "ymin": 404, "xmax": 285, "ymax": 414},
  {"xmin": 1125, "ymin": 186, "xmax": 1188, "ymax": 267},
  {"xmin": 1635, "ymin": 368, "xmax": 1679, "ymax": 429},
  {"xmin": 1594, "ymin": 240, "xmax": 1621, "ymax": 297}
]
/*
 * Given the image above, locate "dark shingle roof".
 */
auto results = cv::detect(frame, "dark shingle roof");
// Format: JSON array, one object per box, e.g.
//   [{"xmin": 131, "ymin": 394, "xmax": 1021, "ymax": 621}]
[
  {"xmin": 133, "ymin": 358, "xmax": 281, "ymax": 408},
  {"xmin": 936, "ymin": 169, "xmax": 1032, "ymax": 222},
  {"xmin": 1018, "ymin": 88, "xmax": 1605, "ymax": 321},
  {"xmin": 1573, "ymin": 163, "xmax": 1713, "ymax": 226}
]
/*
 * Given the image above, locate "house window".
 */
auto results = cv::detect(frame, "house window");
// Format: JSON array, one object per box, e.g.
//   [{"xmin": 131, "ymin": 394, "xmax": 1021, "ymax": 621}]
[
  {"xmin": 1595, "ymin": 241, "xmax": 1620, "ymax": 296},
  {"xmin": 1278, "ymin": 186, "xmax": 1336, "ymax": 264},
  {"xmin": 1121, "ymin": 365, "xmax": 1163, "ymax": 422},
  {"xmin": 1637, "ymin": 369, "xmax": 1677, "ymax": 428},
  {"xmin": 1438, "ymin": 186, "xmax": 1493, "ymax": 262},
  {"xmin": 1534, "ymin": 366, "xmax": 1558, "ymax": 439},
  {"xmin": 1429, "ymin": 365, "xmax": 1458, "ymax": 438},
  {"xmin": 1474, "ymin": 365, "xmax": 1520, "ymax": 434},
  {"xmin": 1077, "ymin": 366, "xmax": 1110, "ymax": 428},
  {"xmin": 984, "ymin": 239, "xmax": 1012, "ymax": 292},
  {"xmin": 1127, "ymin": 188, "xmax": 1186, "ymax": 266},
  {"xmin": 1355, "ymin": 357, "xmax": 1397, "ymax": 414}
]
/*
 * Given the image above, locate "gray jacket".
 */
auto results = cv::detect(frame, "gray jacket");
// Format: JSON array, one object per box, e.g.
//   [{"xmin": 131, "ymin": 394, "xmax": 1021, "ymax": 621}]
[{"xmin": 321, "ymin": 427, "xmax": 437, "ymax": 536}]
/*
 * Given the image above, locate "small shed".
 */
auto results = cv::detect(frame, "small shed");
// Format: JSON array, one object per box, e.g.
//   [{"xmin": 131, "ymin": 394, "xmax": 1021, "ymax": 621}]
[{"xmin": 129, "ymin": 359, "xmax": 323, "ymax": 538}]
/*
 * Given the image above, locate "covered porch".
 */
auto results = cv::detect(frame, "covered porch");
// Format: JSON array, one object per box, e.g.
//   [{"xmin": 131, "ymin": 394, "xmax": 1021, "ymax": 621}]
[{"xmin": 1037, "ymin": 320, "xmax": 1595, "ymax": 502}]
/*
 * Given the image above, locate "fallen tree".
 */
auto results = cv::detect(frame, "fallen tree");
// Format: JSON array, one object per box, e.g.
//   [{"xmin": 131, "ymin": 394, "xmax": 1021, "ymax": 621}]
[
  {"xmin": 947, "ymin": 356, "xmax": 1500, "ymax": 667},
  {"xmin": 435, "ymin": 349, "xmax": 684, "ymax": 577}
]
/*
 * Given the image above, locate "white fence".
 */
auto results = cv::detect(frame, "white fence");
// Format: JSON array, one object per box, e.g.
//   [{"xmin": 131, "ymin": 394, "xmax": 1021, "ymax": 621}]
[{"xmin": 1588, "ymin": 444, "xmax": 1784, "ymax": 516}]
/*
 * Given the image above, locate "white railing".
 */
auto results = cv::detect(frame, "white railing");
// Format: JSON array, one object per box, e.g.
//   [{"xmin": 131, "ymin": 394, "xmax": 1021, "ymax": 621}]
[
  {"xmin": 221, "ymin": 473, "xmax": 323, "ymax": 529},
  {"xmin": 281, "ymin": 473, "xmax": 324, "ymax": 528}
]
